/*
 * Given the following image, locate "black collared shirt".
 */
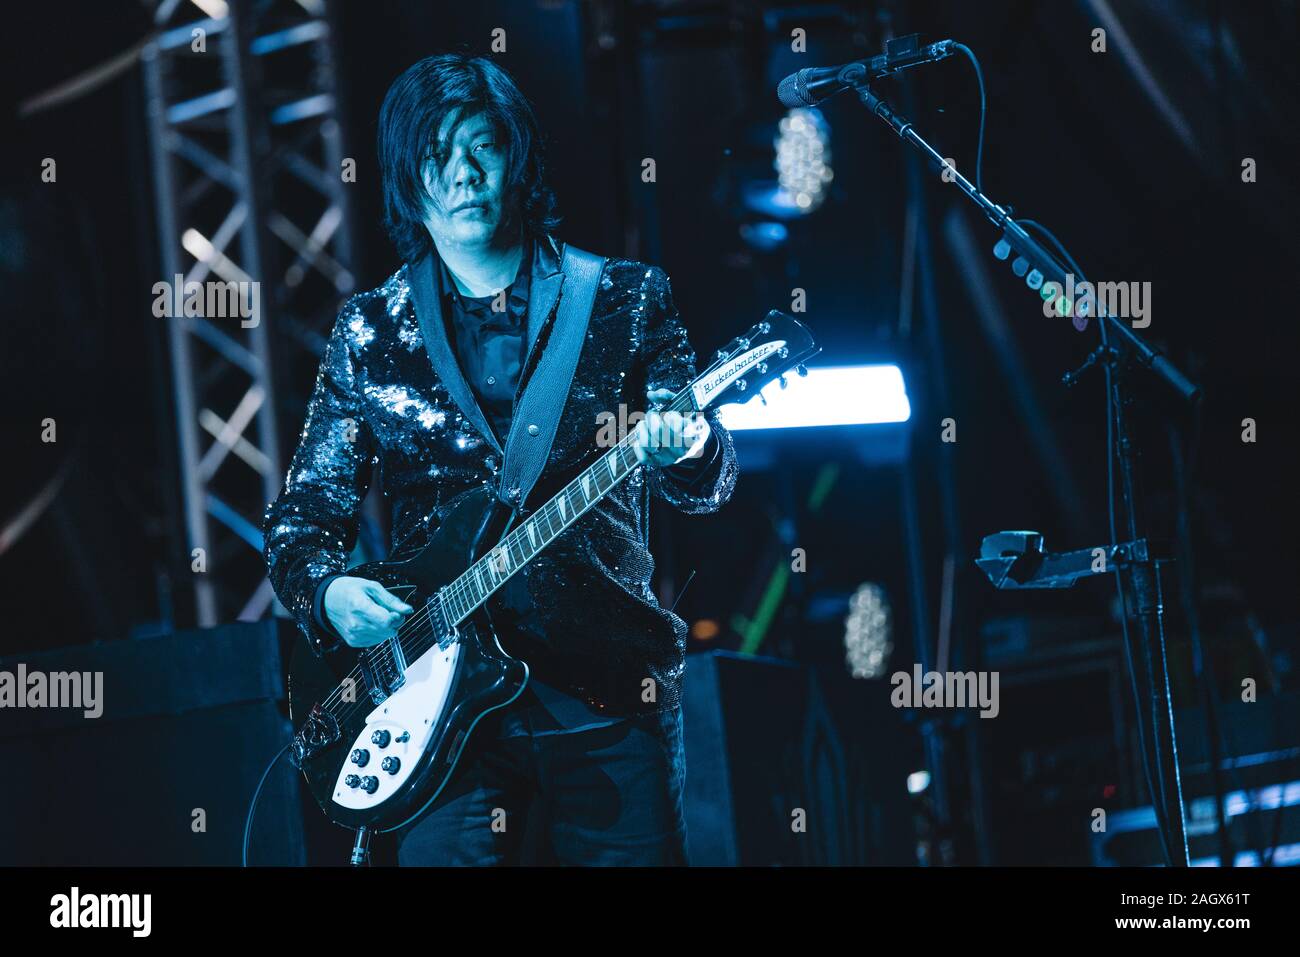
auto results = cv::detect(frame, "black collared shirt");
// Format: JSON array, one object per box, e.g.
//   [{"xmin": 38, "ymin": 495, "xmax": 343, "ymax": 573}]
[{"xmin": 437, "ymin": 244, "xmax": 533, "ymax": 448}]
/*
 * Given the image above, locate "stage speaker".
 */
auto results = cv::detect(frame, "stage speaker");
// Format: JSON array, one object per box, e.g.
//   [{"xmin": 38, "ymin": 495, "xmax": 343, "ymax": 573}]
[
  {"xmin": 682, "ymin": 650, "xmax": 916, "ymax": 865},
  {"xmin": 0, "ymin": 620, "xmax": 304, "ymax": 865}
]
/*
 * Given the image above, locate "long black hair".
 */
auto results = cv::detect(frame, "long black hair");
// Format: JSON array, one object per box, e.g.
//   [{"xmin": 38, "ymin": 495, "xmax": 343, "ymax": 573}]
[{"xmin": 378, "ymin": 53, "xmax": 560, "ymax": 264}]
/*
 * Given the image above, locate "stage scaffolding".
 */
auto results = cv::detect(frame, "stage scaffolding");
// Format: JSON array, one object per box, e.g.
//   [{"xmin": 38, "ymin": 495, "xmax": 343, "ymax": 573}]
[{"xmin": 143, "ymin": 0, "xmax": 357, "ymax": 626}]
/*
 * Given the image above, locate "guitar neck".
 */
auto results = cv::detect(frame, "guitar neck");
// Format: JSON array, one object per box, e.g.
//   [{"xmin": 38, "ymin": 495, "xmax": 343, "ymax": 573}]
[{"xmin": 438, "ymin": 415, "xmax": 672, "ymax": 627}]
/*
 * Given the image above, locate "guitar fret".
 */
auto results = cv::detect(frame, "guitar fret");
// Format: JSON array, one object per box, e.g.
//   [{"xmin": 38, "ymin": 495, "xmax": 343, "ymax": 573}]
[
  {"xmin": 426, "ymin": 312, "xmax": 809, "ymax": 631},
  {"xmin": 443, "ymin": 433, "xmax": 653, "ymax": 626}
]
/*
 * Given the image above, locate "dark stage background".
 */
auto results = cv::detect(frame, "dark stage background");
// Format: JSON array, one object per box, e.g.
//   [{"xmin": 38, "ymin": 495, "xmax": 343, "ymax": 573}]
[{"xmin": 1, "ymin": 0, "xmax": 1298, "ymax": 866}]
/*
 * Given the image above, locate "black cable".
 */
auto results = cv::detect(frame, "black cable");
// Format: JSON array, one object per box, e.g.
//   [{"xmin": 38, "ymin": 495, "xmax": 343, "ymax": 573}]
[
  {"xmin": 1015, "ymin": 217, "xmax": 1176, "ymax": 866},
  {"xmin": 953, "ymin": 43, "xmax": 986, "ymax": 195},
  {"xmin": 243, "ymin": 740, "xmax": 294, "ymax": 867}
]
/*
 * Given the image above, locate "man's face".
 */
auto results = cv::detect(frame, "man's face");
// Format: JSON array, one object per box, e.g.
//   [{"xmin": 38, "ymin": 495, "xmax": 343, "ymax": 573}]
[{"xmin": 420, "ymin": 109, "xmax": 511, "ymax": 250}]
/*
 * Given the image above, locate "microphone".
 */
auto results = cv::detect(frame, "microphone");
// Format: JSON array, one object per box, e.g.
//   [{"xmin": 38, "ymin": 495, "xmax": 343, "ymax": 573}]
[{"xmin": 777, "ymin": 35, "xmax": 956, "ymax": 108}]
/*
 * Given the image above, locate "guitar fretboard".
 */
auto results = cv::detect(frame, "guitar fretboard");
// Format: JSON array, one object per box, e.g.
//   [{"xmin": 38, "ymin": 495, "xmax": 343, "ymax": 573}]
[{"xmin": 438, "ymin": 429, "xmax": 653, "ymax": 626}]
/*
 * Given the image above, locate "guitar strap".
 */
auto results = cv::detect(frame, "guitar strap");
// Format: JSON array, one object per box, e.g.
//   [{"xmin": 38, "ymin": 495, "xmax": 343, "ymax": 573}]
[{"xmin": 497, "ymin": 243, "xmax": 606, "ymax": 512}]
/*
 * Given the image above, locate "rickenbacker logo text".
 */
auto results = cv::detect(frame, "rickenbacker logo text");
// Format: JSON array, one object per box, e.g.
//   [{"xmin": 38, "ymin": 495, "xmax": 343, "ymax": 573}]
[{"xmin": 693, "ymin": 341, "xmax": 785, "ymax": 406}]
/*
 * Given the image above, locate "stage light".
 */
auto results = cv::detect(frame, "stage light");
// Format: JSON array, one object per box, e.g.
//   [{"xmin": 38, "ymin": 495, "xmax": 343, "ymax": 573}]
[
  {"xmin": 690, "ymin": 619, "xmax": 720, "ymax": 641},
  {"xmin": 908, "ymin": 770, "xmax": 931, "ymax": 795},
  {"xmin": 774, "ymin": 108, "xmax": 832, "ymax": 214},
  {"xmin": 190, "ymin": 0, "xmax": 230, "ymax": 19},
  {"xmin": 843, "ymin": 581, "xmax": 893, "ymax": 679},
  {"xmin": 715, "ymin": 364, "xmax": 911, "ymax": 431},
  {"xmin": 736, "ymin": 108, "xmax": 833, "ymax": 221},
  {"xmin": 738, "ymin": 221, "xmax": 789, "ymax": 251}
]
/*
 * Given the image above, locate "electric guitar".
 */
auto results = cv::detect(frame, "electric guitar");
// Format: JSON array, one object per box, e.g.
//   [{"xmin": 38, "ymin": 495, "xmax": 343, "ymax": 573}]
[{"xmin": 287, "ymin": 310, "xmax": 818, "ymax": 831}]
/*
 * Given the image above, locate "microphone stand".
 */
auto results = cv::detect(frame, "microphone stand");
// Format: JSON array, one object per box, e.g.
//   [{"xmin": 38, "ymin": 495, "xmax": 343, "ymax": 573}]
[{"xmin": 849, "ymin": 79, "xmax": 1199, "ymax": 866}]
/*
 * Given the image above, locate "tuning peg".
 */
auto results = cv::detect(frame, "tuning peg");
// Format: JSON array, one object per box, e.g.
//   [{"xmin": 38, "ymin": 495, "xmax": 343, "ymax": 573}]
[{"xmin": 796, "ymin": 364, "xmax": 808, "ymax": 377}]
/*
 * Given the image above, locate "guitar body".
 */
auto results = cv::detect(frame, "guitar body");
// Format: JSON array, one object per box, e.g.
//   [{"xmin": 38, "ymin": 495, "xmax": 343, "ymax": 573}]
[
  {"xmin": 287, "ymin": 484, "xmax": 528, "ymax": 832},
  {"xmin": 283, "ymin": 309, "xmax": 818, "ymax": 834}
]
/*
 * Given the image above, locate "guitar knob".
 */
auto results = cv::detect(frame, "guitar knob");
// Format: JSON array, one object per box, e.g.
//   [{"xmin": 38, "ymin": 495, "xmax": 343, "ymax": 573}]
[
  {"xmin": 757, "ymin": 362, "xmax": 768, "ymax": 374},
  {"xmin": 735, "ymin": 379, "xmax": 747, "ymax": 391},
  {"xmin": 360, "ymin": 776, "xmax": 380, "ymax": 794},
  {"xmin": 345, "ymin": 774, "xmax": 361, "ymax": 789},
  {"xmin": 371, "ymin": 729, "xmax": 391, "ymax": 748},
  {"xmin": 381, "ymin": 756, "xmax": 401, "ymax": 774},
  {"xmin": 758, "ymin": 320, "xmax": 771, "ymax": 333},
  {"xmin": 796, "ymin": 364, "xmax": 808, "ymax": 377},
  {"xmin": 350, "ymin": 748, "xmax": 370, "ymax": 767},
  {"xmin": 778, "ymin": 375, "xmax": 788, "ymax": 389}
]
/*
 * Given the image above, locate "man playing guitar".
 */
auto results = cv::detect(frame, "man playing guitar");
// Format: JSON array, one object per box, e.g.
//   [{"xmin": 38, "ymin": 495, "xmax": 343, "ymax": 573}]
[{"xmin": 263, "ymin": 53, "xmax": 737, "ymax": 865}]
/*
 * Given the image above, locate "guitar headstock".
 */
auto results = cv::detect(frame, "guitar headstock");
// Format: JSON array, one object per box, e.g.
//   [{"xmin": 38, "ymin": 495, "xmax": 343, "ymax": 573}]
[{"xmin": 691, "ymin": 310, "xmax": 820, "ymax": 412}]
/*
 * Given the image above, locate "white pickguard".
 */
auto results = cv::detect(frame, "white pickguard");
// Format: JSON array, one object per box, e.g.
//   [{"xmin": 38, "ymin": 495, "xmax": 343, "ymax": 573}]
[{"xmin": 330, "ymin": 639, "xmax": 461, "ymax": 811}]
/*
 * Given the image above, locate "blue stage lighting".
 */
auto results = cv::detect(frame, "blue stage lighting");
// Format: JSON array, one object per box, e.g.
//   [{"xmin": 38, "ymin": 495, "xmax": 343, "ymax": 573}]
[{"xmin": 716, "ymin": 364, "xmax": 911, "ymax": 430}]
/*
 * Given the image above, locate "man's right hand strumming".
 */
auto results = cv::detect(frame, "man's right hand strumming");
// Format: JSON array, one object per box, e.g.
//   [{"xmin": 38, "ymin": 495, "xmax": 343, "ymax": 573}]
[{"xmin": 323, "ymin": 577, "xmax": 414, "ymax": 648}]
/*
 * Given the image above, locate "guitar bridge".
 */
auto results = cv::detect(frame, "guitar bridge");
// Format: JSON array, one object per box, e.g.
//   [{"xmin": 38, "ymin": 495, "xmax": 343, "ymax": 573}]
[{"xmin": 360, "ymin": 643, "xmax": 407, "ymax": 705}]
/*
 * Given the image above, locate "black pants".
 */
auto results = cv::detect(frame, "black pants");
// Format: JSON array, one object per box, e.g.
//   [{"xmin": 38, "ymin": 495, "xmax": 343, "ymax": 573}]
[{"xmin": 395, "ymin": 703, "xmax": 688, "ymax": 866}]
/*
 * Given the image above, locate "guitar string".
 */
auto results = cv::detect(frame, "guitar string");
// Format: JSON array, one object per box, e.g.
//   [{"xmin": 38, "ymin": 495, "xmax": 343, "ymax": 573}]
[
  {"xmin": 339, "ymin": 386, "xmax": 697, "ymax": 685},
  {"xmin": 311, "ymin": 327, "xmax": 777, "ymax": 727},
  {"xmin": 319, "ymin": 440, "xmax": 646, "ymax": 728},
  {"xmin": 325, "ymin": 408, "xmax": 650, "ymax": 691},
  {"xmin": 315, "ymin": 332, "xmax": 788, "ymax": 726},
  {"xmin": 315, "ymin": 360, "xmax": 750, "ymax": 725},
  {"xmin": 332, "ymin": 436, "xmax": 640, "ymax": 698},
  {"xmin": 317, "ymin": 414, "xmax": 666, "ymax": 722}
]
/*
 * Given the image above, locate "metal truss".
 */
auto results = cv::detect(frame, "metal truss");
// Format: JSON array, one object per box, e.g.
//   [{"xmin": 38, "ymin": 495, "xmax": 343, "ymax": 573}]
[{"xmin": 143, "ymin": 0, "xmax": 356, "ymax": 626}]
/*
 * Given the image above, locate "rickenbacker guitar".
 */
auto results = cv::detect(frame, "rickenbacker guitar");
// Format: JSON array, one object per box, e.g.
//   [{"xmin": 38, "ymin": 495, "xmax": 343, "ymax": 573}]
[{"xmin": 287, "ymin": 310, "xmax": 818, "ymax": 832}]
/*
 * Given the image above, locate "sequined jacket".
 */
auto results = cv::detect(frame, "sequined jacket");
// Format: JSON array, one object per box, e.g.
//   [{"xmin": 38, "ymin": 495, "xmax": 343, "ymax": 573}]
[{"xmin": 262, "ymin": 236, "xmax": 738, "ymax": 715}]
